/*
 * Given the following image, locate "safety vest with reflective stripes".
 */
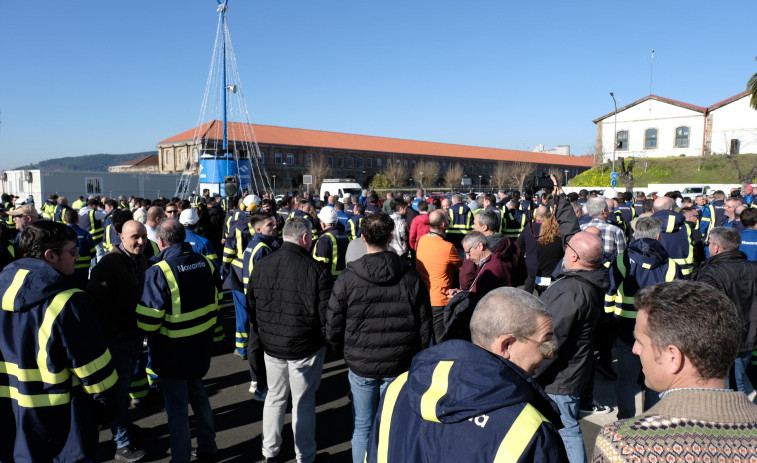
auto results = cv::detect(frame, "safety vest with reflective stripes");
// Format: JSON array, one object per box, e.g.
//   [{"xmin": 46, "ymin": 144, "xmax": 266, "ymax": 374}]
[
  {"xmin": 604, "ymin": 251, "xmax": 679, "ymax": 318},
  {"xmin": 502, "ymin": 209, "xmax": 528, "ymax": 238},
  {"xmin": 368, "ymin": 362, "xmax": 554, "ymax": 463},
  {"xmin": 71, "ymin": 199, "xmax": 84, "ymax": 211},
  {"xmin": 136, "ymin": 256, "xmax": 221, "ymax": 340},
  {"xmin": 700, "ymin": 200, "xmax": 725, "ymax": 237},
  {"xmin": 103, "ymin": 223, "xmax": 117, "ymax": 252},
  {"xmin": 0, "ymin": 287, "xmax": 117, "ymax": 408},
  {"xmin": 447, "ymin": 205, "xmax": 473, "ymax": 235},
  {"xmin": 88, "ymin": 210, "xmax": 104, "ymax": 244},
  {"xmin": 347, "ymin": 216, "xmax": 364, "ymax": 241},
  {"xmin": 4, "ymin": 205, "xmax": 15, "ymax": 231},
  {"xmin": 312, "ymin": 230, "xmax": 346, "ymax": 276},
  {"xmin": 41, "ymin": 201, "xmax": 56, "ymax": 220},
  {"xmin": 242, "ymin": 241, "xmax": 272, "ymax": 291},
  {"xmin": 657, "ymin": 213, "xmax": 694, "ymax": 277}
]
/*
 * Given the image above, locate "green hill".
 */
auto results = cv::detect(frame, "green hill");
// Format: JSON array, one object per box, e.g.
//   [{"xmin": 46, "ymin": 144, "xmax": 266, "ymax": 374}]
[
  {"xmin": 14, "ymin": 151, "xmax": 157, "ymax": 172},
  {"xmin": 569, "ymin": 153, "xmax": 757, "ymax": 187}
]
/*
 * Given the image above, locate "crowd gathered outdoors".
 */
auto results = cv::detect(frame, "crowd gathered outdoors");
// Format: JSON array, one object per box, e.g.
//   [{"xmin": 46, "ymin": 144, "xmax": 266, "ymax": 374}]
[{"xmin": 1, "ymin": 175, "xmax": 757, "ymax": 463}]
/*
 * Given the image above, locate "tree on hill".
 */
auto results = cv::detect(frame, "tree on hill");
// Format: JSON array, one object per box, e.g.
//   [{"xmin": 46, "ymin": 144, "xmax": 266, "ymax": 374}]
[{"xmin": 617, "ymin": 156, "xmax": 635, "ymax": 192}]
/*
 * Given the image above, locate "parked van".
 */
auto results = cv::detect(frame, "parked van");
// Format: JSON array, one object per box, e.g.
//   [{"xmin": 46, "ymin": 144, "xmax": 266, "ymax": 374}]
[
  {"xmin": 319, "ymin": 179, "xmax": 363, "ymax": 200},
  {"xmin": 682, "ymin": 185, "xmax": 710, "ymax": 196}
]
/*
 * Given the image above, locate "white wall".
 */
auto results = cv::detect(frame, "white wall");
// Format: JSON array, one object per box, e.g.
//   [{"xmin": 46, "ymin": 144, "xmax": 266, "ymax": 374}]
[
  {"xmin": 599, "ymin": 99, "xmax": 705, "ymax": 162},
  {"xmin": 1, "ymin": 170, "xmax": 185, "ymax": 208},
  {"xmin": 709, "ymin": 95, "xmax": 757, "ymax": 154}
]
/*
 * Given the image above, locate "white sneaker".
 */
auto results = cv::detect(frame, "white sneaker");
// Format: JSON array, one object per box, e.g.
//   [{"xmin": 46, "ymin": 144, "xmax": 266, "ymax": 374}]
[{"xmin": 249, "ymin": 381, "xmax": 257, "ymax": 394}]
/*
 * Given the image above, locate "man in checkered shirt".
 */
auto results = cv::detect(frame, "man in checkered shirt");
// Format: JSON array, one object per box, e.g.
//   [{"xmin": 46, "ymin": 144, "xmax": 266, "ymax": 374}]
[{"xmin": 580, "ymin": 197, "xmax": 626, "ymax": 259}]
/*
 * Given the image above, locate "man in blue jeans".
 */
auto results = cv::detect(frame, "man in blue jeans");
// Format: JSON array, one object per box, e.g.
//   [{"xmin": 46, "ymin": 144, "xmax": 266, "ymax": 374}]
[
  {"xmin": 535, "ymin": 179, "xmax": 610, "ymax": 463},
  {"xmin": 137, "ymin": 219, "xmax": 222, "ymax": 462},
  {"xmin": 326, "ymin": 212, "xmax": 432, "ymax": 463}
]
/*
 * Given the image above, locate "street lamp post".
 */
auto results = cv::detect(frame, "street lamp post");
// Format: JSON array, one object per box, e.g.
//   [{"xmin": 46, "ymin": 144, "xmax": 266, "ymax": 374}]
[
  {"xmin": 419, "ymin": 171, "xmax": 423, "ymax": 193},
  {"xmin": 478, "ymin": 175, "xmax": 482, "ymax": 192},
  {"xmin": 564, "ymin": 170, "xmax": 569, "ymax": 186},
  {"xmin": 610, "ymin": 92, "xmax": 618, "ymax": 173},
  {"xmin": 272, "ymin": 174, "xmax": 277, "ymax": 193}
]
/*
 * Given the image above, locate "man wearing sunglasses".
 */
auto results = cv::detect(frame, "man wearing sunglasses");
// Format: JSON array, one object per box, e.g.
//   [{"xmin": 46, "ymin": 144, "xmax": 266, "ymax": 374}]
[
  {"xmin": 366, "ymin": 287, "xmax": 567, "ymax": 463},
  {"xmin": 534, "ymin": 176, "xmax": 609, "ymax": 463}
]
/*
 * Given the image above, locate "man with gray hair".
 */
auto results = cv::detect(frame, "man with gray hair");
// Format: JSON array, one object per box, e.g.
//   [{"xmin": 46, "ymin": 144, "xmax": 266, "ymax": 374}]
[
  {"xmin": 366, "ymin": 287, "xmax": 567, "ymax": 463},
  {"xmin": 246, "ymin": 217, "xmax": 333, "ymax": 463},
  {"xmin": 581, "ymin": 196, "xmax": 626, "ymax": 259},
  {"xmin": 605, "ymin": 216, "xmax": 682, "ymax": 419},
  {"xmin": 651, "ymin": 196, "xmax": 695, "ymax": 277},
  {"xmin": 694, "ymin": 227, "xmax": 757, "ymax": 396}
]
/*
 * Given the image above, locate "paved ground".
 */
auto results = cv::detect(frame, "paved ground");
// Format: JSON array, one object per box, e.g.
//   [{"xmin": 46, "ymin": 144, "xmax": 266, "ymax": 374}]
[{"xmin": 97, "ymin": 296, "xmax": 629, "ymax": 463}]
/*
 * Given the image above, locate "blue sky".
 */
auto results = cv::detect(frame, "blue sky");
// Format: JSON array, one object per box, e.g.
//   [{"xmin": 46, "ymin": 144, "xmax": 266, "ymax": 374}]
[{"xmin": 0, "ymin": 0, "xmax": 755, "ymax": 172}]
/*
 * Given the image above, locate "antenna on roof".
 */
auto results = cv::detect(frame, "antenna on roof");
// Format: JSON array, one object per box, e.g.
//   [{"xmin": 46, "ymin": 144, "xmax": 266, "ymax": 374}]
[{"xmin": 649, "ymin": 49, "xmax": 655, "ymax": 112}]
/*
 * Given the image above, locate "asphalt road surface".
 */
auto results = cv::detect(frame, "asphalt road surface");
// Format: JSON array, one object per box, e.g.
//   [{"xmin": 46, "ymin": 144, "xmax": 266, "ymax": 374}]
[{"xmin": 97, "ymin": 295, "xmax": 625, "ymax": 463}]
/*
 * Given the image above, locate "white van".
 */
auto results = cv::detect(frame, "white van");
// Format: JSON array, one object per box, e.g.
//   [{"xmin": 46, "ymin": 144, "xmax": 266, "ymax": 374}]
[{"xmin": 319, "ymin": 179, "xmax": 363, "ymax": 200}]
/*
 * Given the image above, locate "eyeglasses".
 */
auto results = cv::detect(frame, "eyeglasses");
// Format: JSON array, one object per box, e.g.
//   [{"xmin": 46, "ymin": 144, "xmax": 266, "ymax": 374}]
[
  {"xmin": 566, "ymin": 241, "xmax": 581, "ymax": 260},
  {"xmin": 165, "ymin": 209, "xmax": 178, "ymax": 214},
  {"xmin": 518, "ymin": 337, "xmax": 557, "ymax": 357}
]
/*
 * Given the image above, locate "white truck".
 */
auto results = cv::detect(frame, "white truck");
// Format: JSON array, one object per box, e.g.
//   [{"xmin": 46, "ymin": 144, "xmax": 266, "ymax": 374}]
[{"xmin": 319, "ymin": 179, "xmax": 363, "ymax": 200}]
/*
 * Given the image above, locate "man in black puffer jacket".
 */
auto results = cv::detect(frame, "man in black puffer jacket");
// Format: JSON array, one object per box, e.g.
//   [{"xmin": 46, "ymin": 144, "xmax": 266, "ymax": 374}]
[
  {"xmin": 694, "ymin": 226, "xmax": 757, "ymax": 395},
  {"xmin": 247, "ymin": 217, "xmax": 333, "ymax": 463},
  {"xmin": 326, "ymin": 212, "xmax": 432, "ymax": 463}
]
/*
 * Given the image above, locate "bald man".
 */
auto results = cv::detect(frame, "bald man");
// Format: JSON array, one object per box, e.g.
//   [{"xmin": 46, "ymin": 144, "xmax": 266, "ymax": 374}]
[
  {"xmin": 88, "ymin": 219, "xmax": 149, "ymax": 460},
  {"xmin": 145, "ymin": 206, "xmax": 165, "ymax": 241}
]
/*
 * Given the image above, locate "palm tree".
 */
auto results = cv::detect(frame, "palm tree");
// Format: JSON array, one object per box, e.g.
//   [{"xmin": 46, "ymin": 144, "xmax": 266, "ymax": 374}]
[{"xmin": 749, "ymin": 71, "xmax": 757, "ymax": 110}]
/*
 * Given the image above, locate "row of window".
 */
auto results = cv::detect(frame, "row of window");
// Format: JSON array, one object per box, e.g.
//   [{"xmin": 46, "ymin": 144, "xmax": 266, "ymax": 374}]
[
  {"xmin": 615, "ymin": 126, "xmax": 690, "ymax": 150},
  {"xmin": 269, "ymin": 152, "xmax": 492, "ymax": 174}
]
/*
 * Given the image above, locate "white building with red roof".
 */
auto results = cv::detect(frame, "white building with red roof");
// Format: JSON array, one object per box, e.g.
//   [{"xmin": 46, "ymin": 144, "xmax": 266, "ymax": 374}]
[{"xmin": 593, "ymin": 91, "xmax": 756, "ymax": 161}]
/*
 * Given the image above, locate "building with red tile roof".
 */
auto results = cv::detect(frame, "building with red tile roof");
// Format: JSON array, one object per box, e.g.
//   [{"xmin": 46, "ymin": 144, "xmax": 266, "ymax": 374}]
[
  {"xmin": 594, "ymin": 91, "xmax": 756, "ymax": 161},
  {"xmin": 107, "ymin": 154, "xmax": 159, "ymax": 173},
  {"xmin": 157, "ymin": 121, "xmax": 593, "ymax": 189}
]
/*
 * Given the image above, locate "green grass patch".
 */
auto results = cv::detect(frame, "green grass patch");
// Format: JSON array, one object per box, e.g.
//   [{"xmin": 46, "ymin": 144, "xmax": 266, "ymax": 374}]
[{"xmin": 570, "ymin": 154, "xmax": 757, "ymax": 187}]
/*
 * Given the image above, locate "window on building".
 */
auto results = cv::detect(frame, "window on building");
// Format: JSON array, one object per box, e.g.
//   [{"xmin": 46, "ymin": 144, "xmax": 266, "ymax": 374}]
[
  {"xmin": 730, "ymin": 139, "xmax": 740, "ymax": 155},
  {"xmin": 348, "ymin": 157, "xmax": 354, "ymax": 168},
  {"xmin": 403, "ymin": 160, "xmax": 408, "ymax": 169},
  {"xmin": 306, "ymin": 155, "xmax": 313, "ymax": 165},
  {"xmin": 675, "ymin": 127, "xmax": 689, "ymax": 148},
  {"xmin": 274, "ymin": 153, "xmax": 282, "ymax": 164},
  {"xmin": 286, "ymin": 153, "xmax": 295, "ymax": 165},
  {"xmin": 616, "ymin": 131, "xmax": 628, "ymax": 150},
  {"xmin": 375, "ymin": 158, "xmax": 381, "ymax": 168},
  {"xmin": 193, "ymin": 148, "xmax": 199, "ymax": 162},
  {"xmin": 179, "ymin": 149, "xmax": 186, "ymax": 163},
  {"xmin": 337, "ymin": 157, "xmax": 344, "ymax": 167},
  {"xmin": 165, "ymin": 150, "xmax": 173, "ymax": 164},
  {"xmin": 442, "ymin": 162, "xmax": 447, "ymax": 171},
  {"xmin": 367, "ymin": 158, "xmax": 372, "ymax": 168},
  {"xmin": 357, "ymin": 157, "xmax": 364, "ymax": 168},
  {"xmin": 411, "ymin": 160, "xmax": 417, "ymax": 169},
  {"xmin": 327, "ymin": 156, "xmax": 333, "ymax": 167},
  {"xmin": 645, "ymin": 128, "xmax": 658, "ymax": 149}
]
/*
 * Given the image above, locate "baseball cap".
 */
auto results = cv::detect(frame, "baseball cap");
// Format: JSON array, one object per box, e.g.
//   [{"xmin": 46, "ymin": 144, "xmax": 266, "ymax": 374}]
[
  {"xmin": 179, "ymin": 208, "xmax": 199, "ymax": 226},
  {"xmin": 318, "ymin": 207, "xmax": 338, "ymax": 224},
  {"xmin": 746, "ymin": 185, "xmax": 754, "ymax": 193},
  {"xmin": 9, "ymin": 205, "xmax": 38, "ymax": 219}
]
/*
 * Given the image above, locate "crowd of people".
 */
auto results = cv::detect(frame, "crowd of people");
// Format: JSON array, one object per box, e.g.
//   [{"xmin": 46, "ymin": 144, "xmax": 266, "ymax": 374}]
[{"xmin": 0, "ymin": 178, "xmax": 756, "ymax": 463}]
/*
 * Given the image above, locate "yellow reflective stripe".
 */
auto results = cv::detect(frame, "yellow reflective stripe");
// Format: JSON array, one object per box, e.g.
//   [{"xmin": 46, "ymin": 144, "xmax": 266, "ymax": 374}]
[
  {"xmin": 231, "ymin": 259, "xmax": 243, "ymax": 268},
  {"xmin": 0, "ymin": 385, "xmax": 70, "ymax": 407},
  {"xmin": 420, "ymin": 360, "xmax": 454, "ymax": 423},
  {"xmin": 3, "ymin": 269, "xmax": 29, "ymax": 311},
  {"xmin": 377, "ymin": 372, "xmax": 408, "ymax": 463},
  {"xmin": 157, "ymin": 261, "xmax": 181, "ymax": 317},
  {"xmin": 205, "ymin": 253, "xmax": 218, "ymax": 261},
  {"xmin": 680, "ymin": 266, "xmax": 693, "ymax": 275},
  {"xmin": 665, "ymin": 261, "xmax": 678, "ymax": 281},
  {"xmin": 136, "ymin": 304, "xmax": 164, "ymax": 320},
  {"xmin": 71, "ymin": 349, "xmax": 112, "ymax": 379},
  {"xmin": 614, "ymin": 308, "xmax": 638, "ymax": 319},
  {"xmin": 641, "ymin": 262, "xmax": 652, "ymax": 269},
  {"xmin": 665, "ymin": 215, "xmax": 676, "ymax": 233},
  {"xmin": 0, "ymin": 362, "xmax": 43, "ymax": 381},
  {"xmin": 235, "ymin": 341, "xmax": 249, "ymax": 348},
  {"xmin": 493, "ymin": 403, "xmax": 547, "ymax": 463},
  {"xmin": 37, "ymin": 290, "xmax": 80, "ymax": 384},
  {"xmin": 236, "ymin": 332, "xmax": 249, "ymax": 339},
  {"xmin": 82, "ymin": 368, "xmax": 118, "ymax": 394},
  {"xmin": 158, "ymin": 316, "xmax": 217, "ymax": 339}
]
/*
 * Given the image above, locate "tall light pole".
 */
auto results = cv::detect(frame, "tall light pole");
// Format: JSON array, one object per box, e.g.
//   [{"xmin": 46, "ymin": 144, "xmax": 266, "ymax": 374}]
[
  {"xmin": 272, "ymin": 174, "xmax": 277, "ymax": 193},
  {"xmin": 419, "ymin": 171, "xmax": 423, "ymax": 193},
  {"xmin": 564, "ymin": 169, "xmax": 569, "ymax": 185},
  {"xmin": 478, "ymin": 175, "xmax": 482, "ymax": 192},
  {"xmin": 610, "ymin": 92, "xmax": 618, "ymax": 173}
]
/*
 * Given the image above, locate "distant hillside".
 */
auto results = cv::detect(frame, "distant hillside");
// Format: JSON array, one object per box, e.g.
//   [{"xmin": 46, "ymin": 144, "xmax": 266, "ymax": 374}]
[{"xmin": 14, "ymin": 151, "xmax": 158, "ymax": 172}]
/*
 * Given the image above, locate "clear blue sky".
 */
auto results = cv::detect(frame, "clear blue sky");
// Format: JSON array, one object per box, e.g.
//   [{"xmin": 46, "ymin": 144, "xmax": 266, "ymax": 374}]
[{"xmin": 1, "ymin": 0, "xmax": 754, "ymax": 172}]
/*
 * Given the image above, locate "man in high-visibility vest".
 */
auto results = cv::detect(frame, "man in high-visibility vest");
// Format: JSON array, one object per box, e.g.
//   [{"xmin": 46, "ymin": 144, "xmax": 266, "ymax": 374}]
[
  {"xmin": 136, "ymin": 219, "xmax": 222, "ymax": 463},
  {"xmin": 365, "ymin": 286, "xmax": 567, "ymax": 463}
]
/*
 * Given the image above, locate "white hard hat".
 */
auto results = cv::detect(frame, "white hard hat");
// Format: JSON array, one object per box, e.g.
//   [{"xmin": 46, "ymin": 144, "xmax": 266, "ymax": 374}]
[
  {"xmin": 179, "ymin": 208, "xmax": 199, "ymax": 226},
  {"xmin": 243, "ymin": 194, "xmax": 261, "ymax": 212},
  {"xmin": 603, "ymin": 188, "xmax": 618, "ymax": 199},
  {"xmin": 318, "ymin": 206, "xmax": 338, "ymax": 224}
]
